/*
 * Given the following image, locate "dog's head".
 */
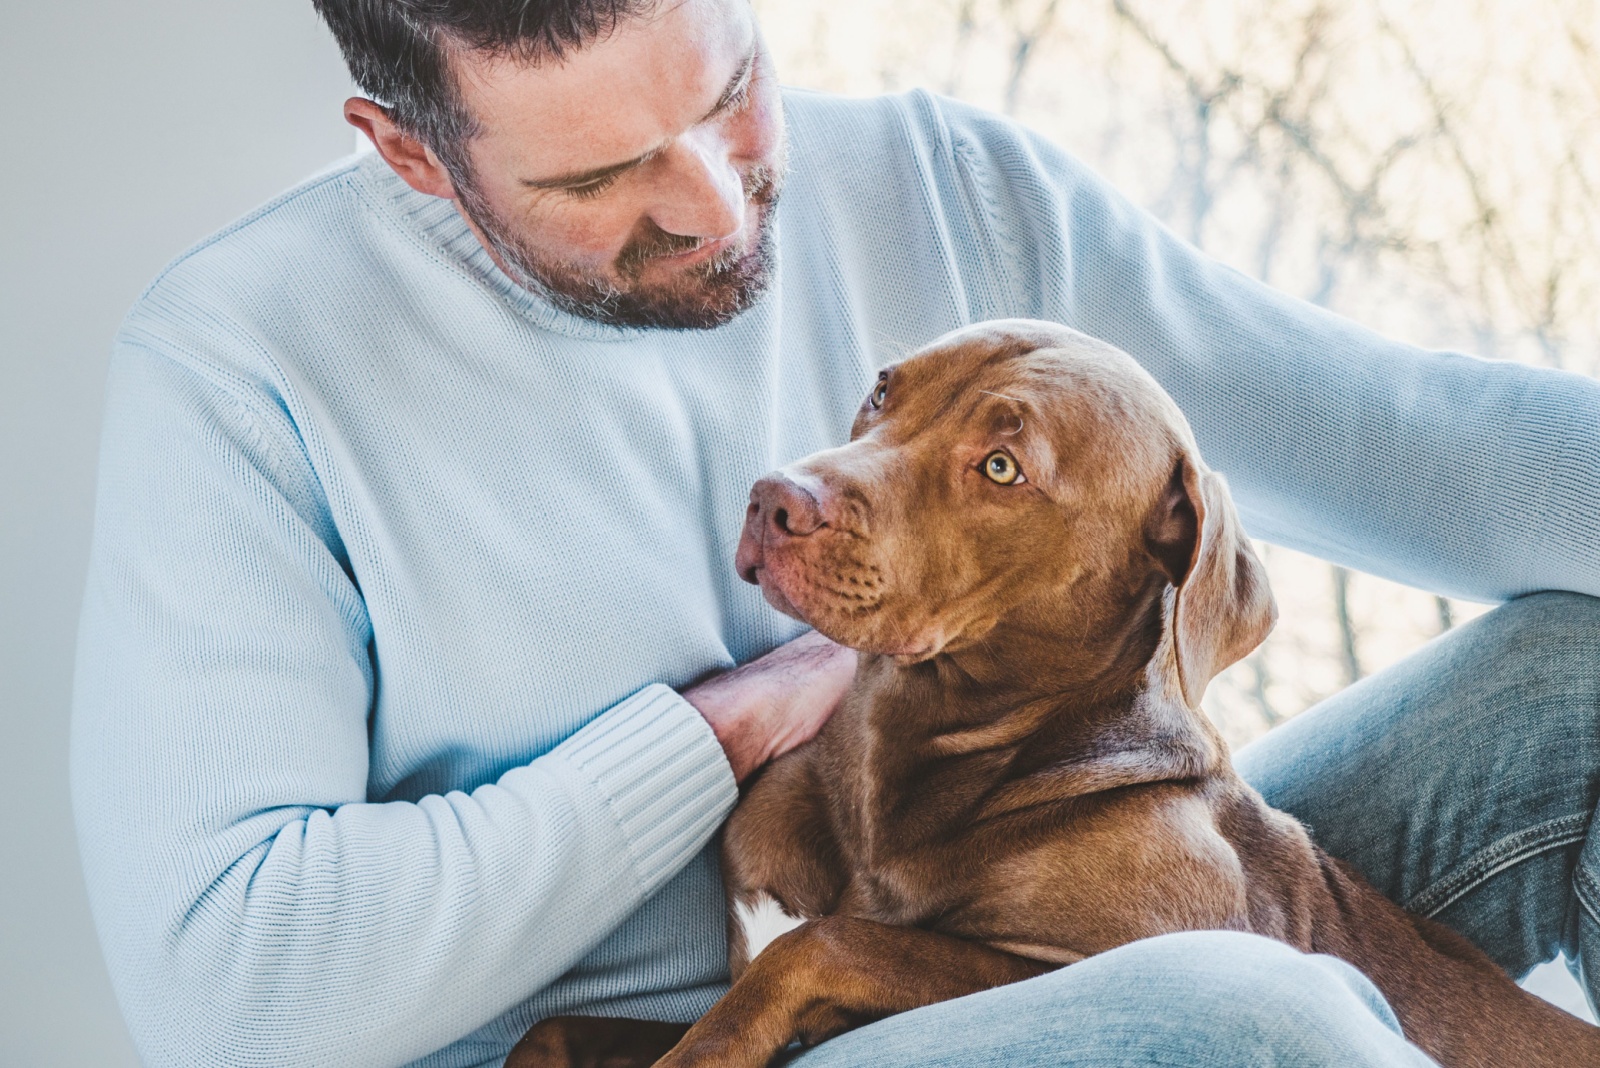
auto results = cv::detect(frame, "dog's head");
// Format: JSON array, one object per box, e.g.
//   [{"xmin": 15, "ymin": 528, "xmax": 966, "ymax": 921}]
[{"xmin": 734, "ymin": 320, "xmax": 1275, "ymax": 708}]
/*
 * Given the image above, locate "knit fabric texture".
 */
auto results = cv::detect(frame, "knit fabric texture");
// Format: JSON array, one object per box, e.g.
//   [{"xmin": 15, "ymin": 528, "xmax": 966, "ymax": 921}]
[{"xmin": 71, "ymin": 88, "xmax": 1600, "ymax": 1068}]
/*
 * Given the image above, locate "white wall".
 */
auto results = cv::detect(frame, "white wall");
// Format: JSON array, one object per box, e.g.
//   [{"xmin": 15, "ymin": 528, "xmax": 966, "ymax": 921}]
[{"xmin": 0, "ymin": 4, "xmax": 353, "ymax": 1061}]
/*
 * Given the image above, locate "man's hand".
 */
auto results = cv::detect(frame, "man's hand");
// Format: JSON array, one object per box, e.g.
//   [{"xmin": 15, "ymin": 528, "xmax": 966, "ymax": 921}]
[{"xmin": 683, "ymin": 631, "xmax": 857, "ymax": 783}]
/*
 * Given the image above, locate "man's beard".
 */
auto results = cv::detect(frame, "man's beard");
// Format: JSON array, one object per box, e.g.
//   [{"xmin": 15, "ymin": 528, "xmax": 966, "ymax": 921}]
[{"xmin": 454, "ymin": 159, "xmax": 784, "ymax": 330}]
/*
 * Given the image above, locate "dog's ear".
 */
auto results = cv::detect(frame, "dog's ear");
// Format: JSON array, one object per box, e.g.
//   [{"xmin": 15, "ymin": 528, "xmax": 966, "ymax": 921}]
[{"xmin": 1145, "ymin": 455, "xmax": 1276, "ymax": 708}]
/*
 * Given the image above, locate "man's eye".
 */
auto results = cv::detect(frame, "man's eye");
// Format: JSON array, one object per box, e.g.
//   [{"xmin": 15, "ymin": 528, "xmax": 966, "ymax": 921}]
[
  {"xmin": 565, "ymin": 173, "xmax": 621, "ymax": 200},
  {"xmin": 726, "ymin": 78, "xmax": 755, "ymax": 111},
  {"xmin": 715, "ymin": 67, "xmax": 758, "ymax": 118}
]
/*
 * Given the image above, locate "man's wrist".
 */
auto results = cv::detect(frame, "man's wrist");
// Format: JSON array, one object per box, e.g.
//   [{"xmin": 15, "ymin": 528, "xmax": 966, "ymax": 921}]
[
  {"xmin": 680, "ymin": 632, "xmax": 855, "ymax": 784},
  {"xmin": 681, "ymin": 673, "xmax": 772, "ymax": 784}
]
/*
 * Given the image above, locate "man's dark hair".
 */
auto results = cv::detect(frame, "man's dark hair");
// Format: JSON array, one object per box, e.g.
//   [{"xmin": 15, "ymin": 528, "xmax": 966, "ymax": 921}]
[{"xmin": 313, "ymin": 1, "xmax": 653, "ymax": 177}]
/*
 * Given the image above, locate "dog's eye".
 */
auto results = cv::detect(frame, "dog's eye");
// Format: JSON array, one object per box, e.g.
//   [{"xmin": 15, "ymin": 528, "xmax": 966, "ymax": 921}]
[
  {"xmin": 984, "ymin": 451, "xmax": 1023, "ymax": 485},
  {"xmin": 869, "ymin": 377, "xmax": 888, "ymax": 409}
]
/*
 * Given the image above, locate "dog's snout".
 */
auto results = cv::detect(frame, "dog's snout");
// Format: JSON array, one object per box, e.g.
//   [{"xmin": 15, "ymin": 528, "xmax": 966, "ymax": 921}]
[
  {"xmin": 736, "ymin": 473, "xmax": 831, "ymax": 587},
  {"xmin": 739, "ymin": 470, "xmax": 838, "ymax": 585},
  {"xmin": 754, "ymin": 474, "xmax": 826, "ymax": 538}
]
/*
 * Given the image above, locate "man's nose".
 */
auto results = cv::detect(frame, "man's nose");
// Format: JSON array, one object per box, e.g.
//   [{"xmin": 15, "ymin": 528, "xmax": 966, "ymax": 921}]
[
  {"xmin": 749, "ymin": 473, "xmax": 827, "ymax": 539},
  {"xmin": 649, "ymin": 131, "xmax": 746, "ymax": 241}
]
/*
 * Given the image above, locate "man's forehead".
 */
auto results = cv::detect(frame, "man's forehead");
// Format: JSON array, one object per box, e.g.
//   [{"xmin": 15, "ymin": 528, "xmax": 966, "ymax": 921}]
[{"xmin": 448, "ymin": 0, "xmax": 755, "ymax": 181}]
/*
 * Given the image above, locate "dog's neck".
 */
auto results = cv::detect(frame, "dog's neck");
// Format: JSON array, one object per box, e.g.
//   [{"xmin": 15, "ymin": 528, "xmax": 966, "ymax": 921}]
[
  {"xmin": 829, "ymin": 567, "xmax": 1227, "ymax": 841},
  {"xmin": 867, "ymin": 566, "xmax": 1173, "ymax": 726}
]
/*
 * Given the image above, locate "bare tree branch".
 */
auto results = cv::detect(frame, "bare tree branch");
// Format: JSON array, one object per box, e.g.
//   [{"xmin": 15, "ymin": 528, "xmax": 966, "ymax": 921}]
[{"xmin": 1331, "ymin": 565, "xmax": 1363, "ymax": 686}]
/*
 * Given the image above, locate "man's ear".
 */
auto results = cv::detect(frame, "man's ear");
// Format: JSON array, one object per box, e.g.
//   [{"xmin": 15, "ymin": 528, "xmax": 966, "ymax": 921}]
[
  {"xmin": 1144, "ymin": 455, "xmax": 1277, "ymax": 708},
  {"xmin": 343, "ymin": 98, "xmax": 458, "ymax": 200}
]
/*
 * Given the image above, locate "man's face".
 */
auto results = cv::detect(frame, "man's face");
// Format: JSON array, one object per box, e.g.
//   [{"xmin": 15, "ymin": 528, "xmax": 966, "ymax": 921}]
[{"xmin": 444, "ymin": 0, "xmax": 786, "ymax": 329}]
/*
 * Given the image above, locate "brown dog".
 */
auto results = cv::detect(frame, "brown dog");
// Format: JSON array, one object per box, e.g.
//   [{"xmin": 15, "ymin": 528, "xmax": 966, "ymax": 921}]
[{"xmin": 511, "ymin": 321, "xmax": 1600, "ymax": 1068}]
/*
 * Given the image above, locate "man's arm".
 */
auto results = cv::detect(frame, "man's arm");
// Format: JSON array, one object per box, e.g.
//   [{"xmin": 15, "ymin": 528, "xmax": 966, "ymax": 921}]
[
  {"xmin": 68, "ymin": 342, "xmax": 844, "ymax": 1067},
  {"xmin": 930, "ymin": 93, "xmax": 1600, "ymax": 602}
]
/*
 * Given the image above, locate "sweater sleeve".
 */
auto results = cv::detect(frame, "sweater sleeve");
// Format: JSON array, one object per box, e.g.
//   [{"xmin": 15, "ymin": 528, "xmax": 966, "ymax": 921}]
[
  {"xmin": 69, "ymin": 342, "xmax": 738, "ymax": 1067},
  {"xmin": 931, "ymin": 93, "xmax": 1600, "ymax": 603}
]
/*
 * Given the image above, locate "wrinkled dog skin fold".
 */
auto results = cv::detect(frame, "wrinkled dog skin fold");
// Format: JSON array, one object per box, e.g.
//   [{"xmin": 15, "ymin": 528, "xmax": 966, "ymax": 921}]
[{"xmin": 513, "ymin": 321, "xmax": 1600, "ymax": 1068}]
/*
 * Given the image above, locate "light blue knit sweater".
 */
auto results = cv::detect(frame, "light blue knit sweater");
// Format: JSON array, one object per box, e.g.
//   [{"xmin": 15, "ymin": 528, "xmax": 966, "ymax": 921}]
[{"xmin": 71, "ymin": 88, "xmax": 1600, "ymax": 1068}]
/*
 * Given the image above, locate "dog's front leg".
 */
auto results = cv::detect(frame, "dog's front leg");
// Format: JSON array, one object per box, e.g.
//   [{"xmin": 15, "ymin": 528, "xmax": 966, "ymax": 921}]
[{"xmin": 654, "ymin": 916, "xmax": 1053, "ymax": 1068}]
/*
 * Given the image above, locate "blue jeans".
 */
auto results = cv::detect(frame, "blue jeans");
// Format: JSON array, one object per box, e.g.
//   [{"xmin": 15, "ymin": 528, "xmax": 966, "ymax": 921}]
[{"xmin": 791, "ymin": 591, "xmax": 1600, "ymax": 1065}]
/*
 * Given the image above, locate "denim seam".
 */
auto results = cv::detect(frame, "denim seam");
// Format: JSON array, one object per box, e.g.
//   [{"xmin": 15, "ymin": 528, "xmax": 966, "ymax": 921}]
[
  {"xmin": 1406, "ymin": 812, "xmax": 1591, "ymax": 919},
  {"xmin": 1574, "ymin": 859, "xmax": 1600, "ymax": 931}
]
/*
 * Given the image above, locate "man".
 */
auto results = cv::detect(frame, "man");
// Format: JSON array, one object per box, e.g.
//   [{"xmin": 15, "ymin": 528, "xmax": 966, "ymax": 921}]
[{"xmin": 69, "ymin": 0, "xmax": 1600, "ymax": 1065}]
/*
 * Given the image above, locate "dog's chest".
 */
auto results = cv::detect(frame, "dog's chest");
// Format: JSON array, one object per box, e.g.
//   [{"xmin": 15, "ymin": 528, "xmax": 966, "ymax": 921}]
[
  {"xmin": 815, "ymin": 719, "xmax": 1012, "ymax": 923},
  {"xmin": 838, "ymin": 857, "xmax": 942, "ymax": 925},
  {"xmin": 828, "ymin": 789, "xmax": 991, "ymax": 926}
]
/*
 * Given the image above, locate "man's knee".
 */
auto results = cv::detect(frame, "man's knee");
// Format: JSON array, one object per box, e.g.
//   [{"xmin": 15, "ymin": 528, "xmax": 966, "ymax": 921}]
[
  {"xmin": 1239, "ymin": 589, "xmax": 1600, "ymax": 803},
  {"xmin": 1464, "ymin": 590, "xmax": 1600, "ymax": 676},
  {"xmin": 1421, "ymin": 589, "xmax": 1600, "ymax": 736}
]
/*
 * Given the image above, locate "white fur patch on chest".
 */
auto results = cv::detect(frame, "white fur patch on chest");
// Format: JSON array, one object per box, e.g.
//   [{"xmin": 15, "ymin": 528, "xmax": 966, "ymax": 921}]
[{"xmin": 735, "ymin": 892, "xmax": 807, "ymax": 962}]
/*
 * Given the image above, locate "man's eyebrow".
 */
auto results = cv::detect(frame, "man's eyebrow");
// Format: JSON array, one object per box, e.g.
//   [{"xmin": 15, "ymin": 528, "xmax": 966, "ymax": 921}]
[{"xmin": 520, "ymin": 44, "xmax": 758, "ymax": 192}]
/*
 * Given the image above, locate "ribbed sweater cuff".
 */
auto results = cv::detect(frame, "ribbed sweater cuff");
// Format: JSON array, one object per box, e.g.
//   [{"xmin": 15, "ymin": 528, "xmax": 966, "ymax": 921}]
[{"xmin": 551, "ymin": 683, "xmax": 738, "ymax": 894}]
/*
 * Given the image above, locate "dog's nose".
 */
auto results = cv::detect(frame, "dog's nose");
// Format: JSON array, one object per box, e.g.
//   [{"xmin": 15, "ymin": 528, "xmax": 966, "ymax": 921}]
[
  {"xmin": 736, "ymin": 473, "xmax": 828, "ymax": 585},
  {"xmin": 752, "ymin": 473, "xmax": 827, "ymax": 537}
]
